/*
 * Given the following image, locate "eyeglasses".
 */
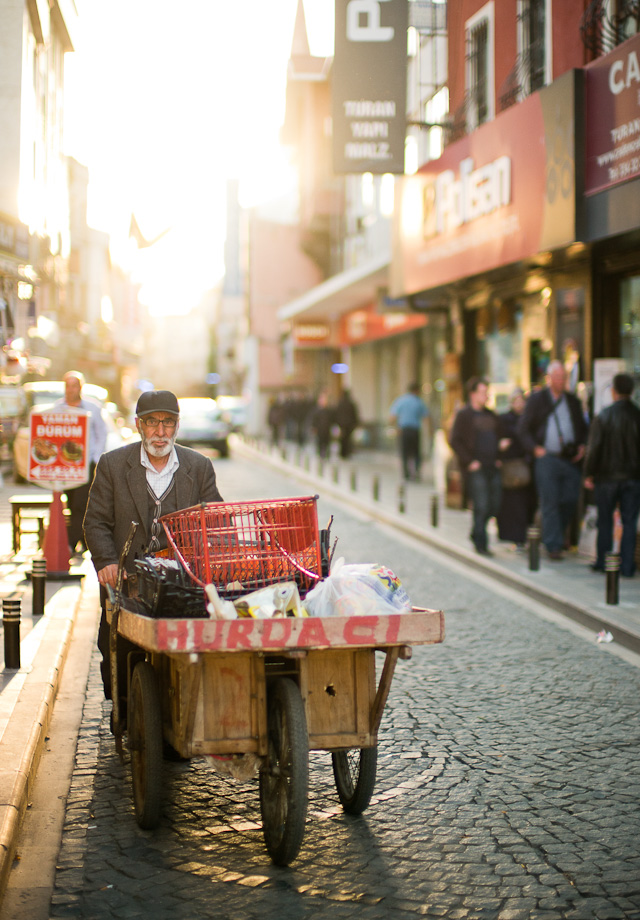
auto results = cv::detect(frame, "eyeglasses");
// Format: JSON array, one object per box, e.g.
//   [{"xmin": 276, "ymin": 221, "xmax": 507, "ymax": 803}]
[{"xmin": 140, "ymin": 416, "xmax": 178, "ymax": 431}]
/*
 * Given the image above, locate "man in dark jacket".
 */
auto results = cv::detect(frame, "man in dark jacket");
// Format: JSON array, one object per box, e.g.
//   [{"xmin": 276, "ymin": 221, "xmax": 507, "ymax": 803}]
[
  {"xmin": 584, "ymin": 373, "xmax": 640, "ymax": 577},
  {"xmin": 84, "ymin": 390, "xmax": 224, "ymax": 705},
  {"xmin": 517, "ymin": 361, "xmax": 589, "ymax": 559},
  {"xmin": 450, "ymin": 376, "xmax": 503, "ymax": 556}
]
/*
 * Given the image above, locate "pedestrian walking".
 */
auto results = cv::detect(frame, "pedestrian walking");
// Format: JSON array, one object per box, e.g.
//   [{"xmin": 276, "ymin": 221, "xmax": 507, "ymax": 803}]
[
  {"xmin": 334, "ymin": 389, "xmax": 360, "ymax": 459},
  {"xmin": 496, "ymin": 388, "xmax": 535, "ymax": 548},
  {"xmin": 583, "ymin": 372, "xmax": 640, "ymax": 577},
  {"xmin": 389, "ymin": 382, "xmax": 430, "ymax": 481},
  {"xmin": 310, "ymin": 392, "xmax": 334, "ymax": 459},
  {"xmin": 517, "ymin": 360, "xmax": 589, "ymax": 560},
  {"xmin": 54, "ymin": 370, "xmax": 107, "ymax": 555},
  {"xmin": 83, "ymin": 389, "xmax": 224, "ymax": 712},
  {"xmin": 267, "ymin": 395, "xmax": 284, "ymax": 446},
  {"xmin": 450, "ymin": 376, "xmax": 503, "ymax": 556}
]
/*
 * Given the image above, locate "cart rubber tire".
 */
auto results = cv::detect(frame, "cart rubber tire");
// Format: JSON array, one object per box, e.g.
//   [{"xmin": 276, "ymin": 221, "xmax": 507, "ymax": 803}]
[
  {"xmin": 259, "ymin": 677, "xmax": 309, "ymax": 866},
  {"xmin": 129, "ymin": 661, "xmax": 163, "ymax": 830},
  {"xmin": 332, "ymin": 747, "xmax": 378, "ymax": 815}
]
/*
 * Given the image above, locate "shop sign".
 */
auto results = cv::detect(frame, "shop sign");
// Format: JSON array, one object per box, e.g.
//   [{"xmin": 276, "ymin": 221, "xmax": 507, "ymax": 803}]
[
  {"xmin": 391, "ymin": 72, "xmax": 577, "ymax": 297},
  {"xmin": 340, "ymin": 306, "xmax": 426, "ymax": 344},
  {"xmin": 332, "ymin": 0, "xmax": 408, "ymax": 174},
  {"xmin": 293, "ymin": 323, "xmax": 331, "ymax": 345},
  {"xmin": 28, "ymin": 409, "xmax": 89, "ymax": 488},
  {"xmin": 585, "ymin": 32, "xmax": 640, "ymax": 194}
]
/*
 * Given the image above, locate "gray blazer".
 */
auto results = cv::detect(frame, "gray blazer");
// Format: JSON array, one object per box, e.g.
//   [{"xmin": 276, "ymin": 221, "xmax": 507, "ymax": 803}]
[{"xmin": 83, "ymin": 442, "xmax": 223, "ymax": 575}]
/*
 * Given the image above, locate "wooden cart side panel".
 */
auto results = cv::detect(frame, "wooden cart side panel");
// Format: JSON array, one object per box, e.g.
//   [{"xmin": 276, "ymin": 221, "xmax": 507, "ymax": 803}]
[
  {"xmin": 157, "ymin": 655, "xmax": 203, "ymax": 757},
  {"xmin": 186, "ymin": 653, "xmax": 267, "ymax": 757},
  {"xmin": 117, "ymin": 607, "xmax": 445, "ymax": 654},
  {"xmin": 304, "ymin": 648, "xmax": 376, "ymax": 750}
]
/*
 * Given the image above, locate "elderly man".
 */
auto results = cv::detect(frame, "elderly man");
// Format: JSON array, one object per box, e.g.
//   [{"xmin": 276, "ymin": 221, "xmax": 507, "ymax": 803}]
[
  {"xmin": 54, "ymin": 370, "xmax": 108, "ymax": 554},
  {"xmin": 518, "ymin": 361, "xmax": 589, "ymax": 560},
  {"xmin": 84, "ymin": 389, "xmax": 224, "ymax": 705}
]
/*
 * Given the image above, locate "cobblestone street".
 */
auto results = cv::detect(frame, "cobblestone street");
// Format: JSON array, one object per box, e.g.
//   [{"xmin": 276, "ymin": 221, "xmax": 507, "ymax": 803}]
[{"xmin": 44, "ymin": 455, "xmax": 640, "ymax": 920}]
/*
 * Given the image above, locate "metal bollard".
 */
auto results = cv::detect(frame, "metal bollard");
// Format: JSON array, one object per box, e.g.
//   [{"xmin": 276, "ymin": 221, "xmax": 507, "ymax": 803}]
[
  {"xmin": 350, "ymin": 467, "xmax": 357, "ymax": 491},
  {"xmin": 398, "ymin": 483, "xmax": 406, "ymax": 514},
  {"xmin": 32, "ymin": 557, "xmax": 47, "ymax": 617},
  {"xmin": 373, "ymin": 476, "xmax": 380, "ymax": 502},
  {"xmin": 431, "ymin": 493, "xmax": 439, "ymax": 527},
  {"xmin": 2, "ymin": 598, "xmax": 21, "ymax": 669},
  {"xmin": 527, "ymin": 525, "xmax": 540, "ymax": 571},
  {"xmin": 280, "ymin": 446, "xmax": 287, "ymax": 461},
  {"xmin": 605, "ymin": 552, "xmax": 620, "ymax": 605}
]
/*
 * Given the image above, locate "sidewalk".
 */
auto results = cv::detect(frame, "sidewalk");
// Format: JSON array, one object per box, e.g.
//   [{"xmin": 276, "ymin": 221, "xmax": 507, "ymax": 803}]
[
  {"xmin": 236, "ymin": 436, "xmax": 640, "ymax": 655},
  {"xmin": 0, "ymin": 525, "xmax": 95, "ymax": 900}
]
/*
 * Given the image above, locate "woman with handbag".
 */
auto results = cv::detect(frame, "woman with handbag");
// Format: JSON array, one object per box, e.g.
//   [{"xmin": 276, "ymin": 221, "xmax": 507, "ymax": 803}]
[{"xmin": 497, "ymin": 388, "xmax": 535, "ymax": 549}]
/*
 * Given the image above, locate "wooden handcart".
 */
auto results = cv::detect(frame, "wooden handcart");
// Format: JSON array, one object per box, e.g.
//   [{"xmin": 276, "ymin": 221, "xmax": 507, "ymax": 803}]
[{"xmin": 107, "ymin": 496, "xmax": 445, "ymax": 866}]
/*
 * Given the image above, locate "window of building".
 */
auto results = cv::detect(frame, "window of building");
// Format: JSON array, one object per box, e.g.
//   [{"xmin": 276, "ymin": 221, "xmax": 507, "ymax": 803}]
[
  {"xmin": 465, "ymin": 2, "xmax": 495, "ymax": 131},
  {"xmin": 425, "ymin": 87, "xmax": 449, "ymax": 160},
  {"xmin": 620, "ymin": 275, "xmax": 640, "ymax": 378},
  {"xmin": 517, "ymin": 0, "xmax": 550, "ymax": 94}
]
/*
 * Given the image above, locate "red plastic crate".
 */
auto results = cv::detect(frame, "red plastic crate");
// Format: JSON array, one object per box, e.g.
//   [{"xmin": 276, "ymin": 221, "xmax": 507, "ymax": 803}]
[{"xmin": 160, "ymin": 495, "xmax": 322, "ymax": 597}]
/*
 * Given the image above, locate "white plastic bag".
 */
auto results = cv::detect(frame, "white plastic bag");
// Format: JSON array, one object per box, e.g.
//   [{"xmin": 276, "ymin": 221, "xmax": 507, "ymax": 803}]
[{"xmin": 303, "ymin": 559, "xmax": 412, "ymax": 618}]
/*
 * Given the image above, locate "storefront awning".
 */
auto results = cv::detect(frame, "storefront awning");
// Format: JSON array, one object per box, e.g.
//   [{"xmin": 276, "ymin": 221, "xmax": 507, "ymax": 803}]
[{"xmin": 277, "ymin": 252, "xmax": 389, "ymax": 324}]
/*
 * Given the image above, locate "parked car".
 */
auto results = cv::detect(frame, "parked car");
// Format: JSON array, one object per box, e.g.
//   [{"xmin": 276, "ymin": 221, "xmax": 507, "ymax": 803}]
[
  {"xmin": 12, "ymin": 380, "xmax": 138, "ymax": 482},
  {"xmin": 176, "ymin": 397, "xmax": 230, "ymax": 457},
  {"xmin": 216, "ymin": 394, "xmax": 250, "ymax": 432},
  {"xmin": 0, "ymin": 385, "xmax": 28, "ymax": 462}
]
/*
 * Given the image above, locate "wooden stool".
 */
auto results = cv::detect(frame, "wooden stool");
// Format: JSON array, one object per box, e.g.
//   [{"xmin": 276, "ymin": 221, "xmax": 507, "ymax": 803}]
[{"xmin": 9, "ymin": 493, "xmax": 54, "ymax": 554}]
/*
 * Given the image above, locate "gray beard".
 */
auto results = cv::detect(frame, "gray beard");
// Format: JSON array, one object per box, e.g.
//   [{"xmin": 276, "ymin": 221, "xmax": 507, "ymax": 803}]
[{"xmin": 143, "ymin": 435, "xmax": 175, "ymax": 458}]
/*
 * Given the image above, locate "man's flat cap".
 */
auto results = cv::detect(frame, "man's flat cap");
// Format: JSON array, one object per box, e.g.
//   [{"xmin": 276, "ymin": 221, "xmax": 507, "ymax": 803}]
[{"xmin": 136, "ymin": 390, "xmax": 180, "ymax": 417}]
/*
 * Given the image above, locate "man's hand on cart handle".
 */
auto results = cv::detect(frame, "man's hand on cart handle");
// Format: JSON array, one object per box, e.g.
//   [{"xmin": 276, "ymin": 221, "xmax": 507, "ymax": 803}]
[{"xmin": 98, "ymin": 564, "xmax": 126, "ymax": 589}]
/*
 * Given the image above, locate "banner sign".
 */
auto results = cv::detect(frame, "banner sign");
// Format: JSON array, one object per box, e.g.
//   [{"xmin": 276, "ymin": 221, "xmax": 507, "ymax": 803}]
[
  {"xmin": 333, "ymin": 0, "xmax": 408, "ymax": 174},
  {"xmin": 391, "ymin": 72, "xmax": 577, "ymax": 297},
  {"xmin": 339, "ymin": 305, "xmax": 425, "ymax": 345},
  {"xmin": 28, "ymin": 408, "xmax": 89, "ymax": 488},
  {"xmin": 585, "ymin": 33, "xmax": 640, "ymax": 194}
]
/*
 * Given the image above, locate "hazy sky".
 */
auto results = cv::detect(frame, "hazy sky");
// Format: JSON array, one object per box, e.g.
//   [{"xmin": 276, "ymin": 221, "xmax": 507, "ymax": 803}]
[{"xmin": 64, "ymin": 0, "xmax": 334, "ymax": 315}]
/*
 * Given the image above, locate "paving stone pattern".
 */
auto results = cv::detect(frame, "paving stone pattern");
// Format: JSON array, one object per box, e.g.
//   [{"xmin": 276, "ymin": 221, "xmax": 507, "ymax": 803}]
[{"xmin": 50, "ymin": 457, "xmax": 640, "ymax": 920}]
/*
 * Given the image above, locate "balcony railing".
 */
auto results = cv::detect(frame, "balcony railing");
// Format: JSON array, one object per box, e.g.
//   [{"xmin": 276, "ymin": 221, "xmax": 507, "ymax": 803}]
[
  {"xmin": 499, "ymin": 38, "xmax": 546, "ymax": 111},
  {"xmin": 580, "ymin": 0, "xmax": 640, "ymax": 57}
]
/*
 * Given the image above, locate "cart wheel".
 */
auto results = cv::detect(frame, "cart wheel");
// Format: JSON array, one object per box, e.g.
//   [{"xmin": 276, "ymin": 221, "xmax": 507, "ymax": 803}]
[
  {"xmin": 332, "ymin": 746, "xmax": 377, "ymax": 815},
  {"xmin": 129, "ymin": 661, "xmax": 163, "ymax": 830},
  {"xmin": 259, "ymin": 677, "xmax": 309, "ymax": 866}
]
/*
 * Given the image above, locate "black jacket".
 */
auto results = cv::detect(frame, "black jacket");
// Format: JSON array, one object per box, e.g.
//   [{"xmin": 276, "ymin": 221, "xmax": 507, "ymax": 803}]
[
  {"xmin": 450, "ymin": 405, "xmax": 500, "ymax": 470},
  {"xmin": 517, "ymin": 387, "xmax": 589, "ymax": 454},
  {"xmin": 584, "ymin": 398, "xmax": 640, "ymax": 481}
]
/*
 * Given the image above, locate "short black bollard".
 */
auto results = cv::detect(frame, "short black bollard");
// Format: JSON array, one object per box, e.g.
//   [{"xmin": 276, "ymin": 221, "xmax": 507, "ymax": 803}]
[
  {"xmin": 350, "ymin": 467, "xmax": 357, "ymax": 491},
  {"xmin": 373, "ymin": 476, "xmax": 380, "ymax": 502},
  {"xmin": 527, "ymin": 525, "xmax": 540, "ymax": 571},
  {"xmin": 32, "ymin": 557, "xmax": 47, "ymax": 617},
  {"xmin": 605, "ymin": 552, "xmax": 620, "ymax": 605},
  {"xmin": 398, "ymin": 483, "xmax": 406, "ymax": 514},
  {"xmin": 2, "ymin": 598, "xmax": 21, "ymax": 669},
  {"xmin": 431, "ymin": 493, "xmax": 439, "ymax": 527}
]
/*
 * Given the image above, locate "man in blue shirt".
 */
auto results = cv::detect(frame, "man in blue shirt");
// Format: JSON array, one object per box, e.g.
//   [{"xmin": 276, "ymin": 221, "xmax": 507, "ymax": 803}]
[{"xmin": 389, "ymin": 382, "xmax": 430, "ymax": 481}]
